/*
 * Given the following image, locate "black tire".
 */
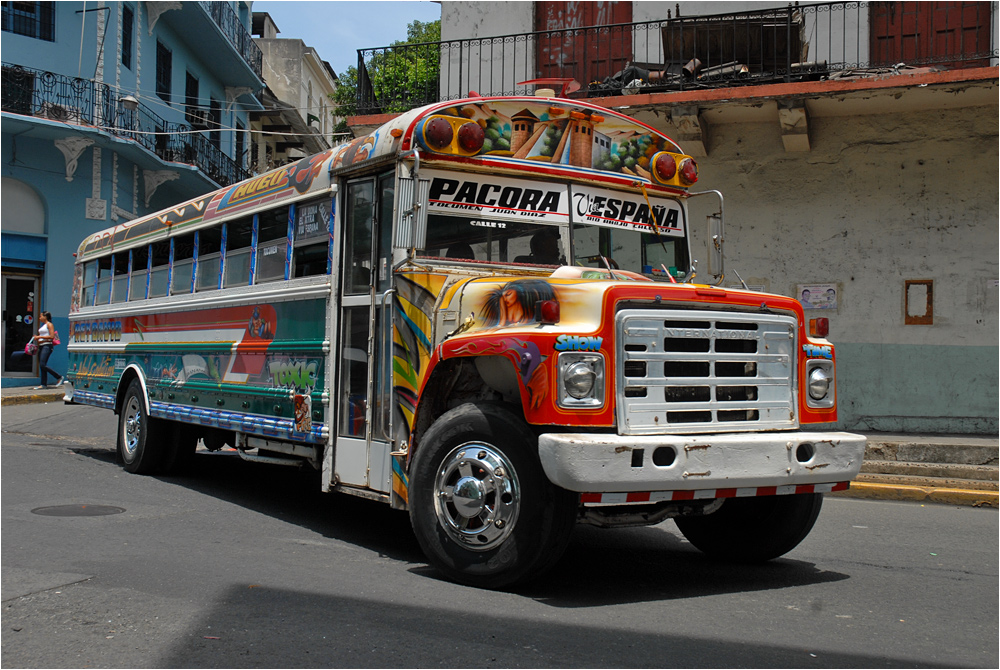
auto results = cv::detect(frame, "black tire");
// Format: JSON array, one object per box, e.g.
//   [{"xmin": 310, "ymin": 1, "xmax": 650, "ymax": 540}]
[
  {"xmin": 116, "ymin": 379, "xmax": 166, "ymax": 474},
  {"xmin": 409, "ymin": 403, "xmax": 578, "ymax": 589},
  {"xmin": 674, "ymin": 493, "xmax": 823, "ymax": 562}
]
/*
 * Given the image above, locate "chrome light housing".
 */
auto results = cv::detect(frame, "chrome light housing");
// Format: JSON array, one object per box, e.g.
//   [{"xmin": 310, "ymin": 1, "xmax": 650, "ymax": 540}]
[
  {"xmin": 557, "ymin": 352, "xmax": 605, "ymax": 408},
  {"xmin": 805, "ymin": 360, "xmax": 834, "ymax": 408}
]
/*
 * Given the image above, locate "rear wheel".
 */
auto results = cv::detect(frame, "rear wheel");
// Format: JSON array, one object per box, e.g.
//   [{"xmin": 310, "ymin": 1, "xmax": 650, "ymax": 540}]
[
  {"xmin": 674, "ymin": 493, "xmax": 823, "ymax": 562},
  {"xmin": 409, "ymin": 403, "xmax": 577, "ymax": 589},
  {"xmin": 117, "ymin": 379, "xmax": 166, "ymax": 474}
]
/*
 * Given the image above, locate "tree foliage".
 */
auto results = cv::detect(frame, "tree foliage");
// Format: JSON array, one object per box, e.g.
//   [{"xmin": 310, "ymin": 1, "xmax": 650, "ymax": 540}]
[{"xmin": 332, "ymin": 19, "xmax": 441, "ymax": 126}]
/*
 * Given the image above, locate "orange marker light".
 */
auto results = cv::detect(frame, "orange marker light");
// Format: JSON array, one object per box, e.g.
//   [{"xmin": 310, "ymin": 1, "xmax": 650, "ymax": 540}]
[{"xmin": 809, "ymin": 318, "xmax": 830, "ymax": 338}]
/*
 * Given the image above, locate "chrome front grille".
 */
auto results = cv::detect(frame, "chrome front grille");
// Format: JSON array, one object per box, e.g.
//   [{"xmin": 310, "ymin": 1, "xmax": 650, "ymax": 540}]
[{"xmin": 616, "ymin": 309, "xmax": 798, "ymax": 435}]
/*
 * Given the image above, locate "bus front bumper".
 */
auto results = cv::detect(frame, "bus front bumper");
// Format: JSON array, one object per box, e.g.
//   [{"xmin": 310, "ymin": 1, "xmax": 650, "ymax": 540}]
[{"xmin": 537, "ymin": 431, "xmax": 866, "ymax": 499}]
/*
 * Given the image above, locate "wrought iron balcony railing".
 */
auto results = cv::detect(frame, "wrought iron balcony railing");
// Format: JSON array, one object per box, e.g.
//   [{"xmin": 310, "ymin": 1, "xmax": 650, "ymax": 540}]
[
  {"xmin": 199, "ymin": 1, "xmax": 263, "ymax": 81},
  {"xmin": 1, "ymin": 63, "xmax": 250, "ymax": 187},
  {"xmin": 355, "ymin": 1, "xmax": 998, "ymax": 116}
]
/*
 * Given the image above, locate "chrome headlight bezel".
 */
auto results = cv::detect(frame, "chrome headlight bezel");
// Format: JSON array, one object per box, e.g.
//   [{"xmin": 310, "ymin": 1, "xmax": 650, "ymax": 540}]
[
  {"xmin": 557, "ymin": 352, "xmax": 605, "ymax": 408},
  {"xmin": 805, "ymin": 360, "xmax": 835, "ymax": 408}
]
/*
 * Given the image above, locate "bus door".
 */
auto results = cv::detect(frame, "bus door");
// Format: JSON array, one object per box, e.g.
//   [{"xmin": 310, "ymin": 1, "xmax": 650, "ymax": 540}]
[{"xmin": 336, "ymin": 172, "xmax": 396, "ymax": 491}]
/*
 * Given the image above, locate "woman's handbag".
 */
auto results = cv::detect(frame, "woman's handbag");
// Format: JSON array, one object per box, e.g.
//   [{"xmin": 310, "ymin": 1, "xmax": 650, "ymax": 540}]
[
  {"xmin": 53, "ymin": 333, "xmax": 60, "ymax": 345},
  {"xmin": 24, "ymin": 341, "xmax": 38, "ymax": 355}
]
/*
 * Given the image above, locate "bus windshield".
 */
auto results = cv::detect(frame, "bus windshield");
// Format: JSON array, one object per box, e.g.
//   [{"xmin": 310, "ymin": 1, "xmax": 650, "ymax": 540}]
[{"xmin": 416, "ymin": 214, "xmax": 689, "ymax": 279}]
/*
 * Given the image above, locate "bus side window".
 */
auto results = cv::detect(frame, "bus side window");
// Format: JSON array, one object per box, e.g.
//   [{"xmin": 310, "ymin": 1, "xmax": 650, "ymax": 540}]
[
  {"xmin": 293, "ymin": 197, "xmax": 331, "ymax": 278},
  {"xmin": 256, "ymin": 206, "xmax": 289, "ymax": 283},
  {"xmin": 149, "ymin": 240, "xmax": 170, "ymax": 298},
  {"xmin": 171, "ymin": 233, "xmax": 195, "ymax": 295},
  {"xmin": 95, "ymin": 256, "xmax": 113, "ymax": 305},
  {"xmin": 196, "ymin": 226, "xmax": 223, "ymax": 292},
  {"xmin": 81, "ymin": 261, "xmax": 97, "ymax": 306},
  {"xmin": 224, "ymin": 217, "xmax": 253, "ymax": 288},
  {"xmin": 111, "ymin": 251, "xmax": 130, "ymax": 304},
  {"xmin": 130, "ymin": 246, "xmax": 150, "ymax": 301}
]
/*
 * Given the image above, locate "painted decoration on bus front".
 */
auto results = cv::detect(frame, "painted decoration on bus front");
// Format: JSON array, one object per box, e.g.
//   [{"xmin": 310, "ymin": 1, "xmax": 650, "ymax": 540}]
[
  {"xmin": 392, "ymin": 272, "xmax": 450, "ymax": 431},
  {"xmin": 423, "ymin": 99, "xmax": 682, "ymax": 177}
]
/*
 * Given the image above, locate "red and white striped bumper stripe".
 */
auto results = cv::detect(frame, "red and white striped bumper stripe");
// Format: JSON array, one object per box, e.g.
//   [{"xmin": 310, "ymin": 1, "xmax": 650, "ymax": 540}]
[{"xmin": 581, "ymin": 481, "xmax": 850, "ymax": 506}]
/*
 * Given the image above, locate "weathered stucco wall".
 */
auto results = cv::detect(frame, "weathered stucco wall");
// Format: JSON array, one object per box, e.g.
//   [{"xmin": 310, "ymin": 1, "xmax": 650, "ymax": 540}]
[
  {"xmin": 440, "ymin": 1, "xmax": 535, "ymax": 98},
  {"xmin": 677, "ymin": 104, "xmax": 998, "ymax": 433}
]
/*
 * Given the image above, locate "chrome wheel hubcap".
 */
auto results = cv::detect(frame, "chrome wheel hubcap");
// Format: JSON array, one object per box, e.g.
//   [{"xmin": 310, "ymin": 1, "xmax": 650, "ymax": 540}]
[
  {"xmin": 123, "ymin": 397, "xmax": 141, "ymax": 458},
  {"xmin": 433, "ymin": 442, "xmax": 520, "ymax": 551}
]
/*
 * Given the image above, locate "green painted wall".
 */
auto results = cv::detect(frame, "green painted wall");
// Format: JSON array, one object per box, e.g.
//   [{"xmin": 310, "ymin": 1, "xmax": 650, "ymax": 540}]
[{"xmin": 835, "ymin": 343, "xmax": 999, "ymax": 434}]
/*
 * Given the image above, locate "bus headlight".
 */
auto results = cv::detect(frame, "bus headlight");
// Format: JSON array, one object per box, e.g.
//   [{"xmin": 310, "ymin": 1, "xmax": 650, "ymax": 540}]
[
  {"xmin": 805, "ymin": 360, "xmax": 834, "ymax": 408},
  {"xmin": 557, "ymin": 353, "xmax": 605, "ymax": 408}
]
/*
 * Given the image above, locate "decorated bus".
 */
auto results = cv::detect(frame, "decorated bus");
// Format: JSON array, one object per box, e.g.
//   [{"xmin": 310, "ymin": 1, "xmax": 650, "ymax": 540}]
[{"xmin": 67, "ymin": 94, "xmax": 865, "ymax": 588}]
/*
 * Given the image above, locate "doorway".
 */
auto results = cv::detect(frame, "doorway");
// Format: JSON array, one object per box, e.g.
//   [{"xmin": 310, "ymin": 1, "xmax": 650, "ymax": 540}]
[{"xmin": 2, "ymin": 273, "xmax": 39, "ymax": 377}]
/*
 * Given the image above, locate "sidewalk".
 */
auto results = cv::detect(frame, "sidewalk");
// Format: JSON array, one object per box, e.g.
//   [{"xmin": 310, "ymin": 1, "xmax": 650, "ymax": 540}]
[
  {"xmin": 1, "ymin": 384, "xmax": 67, "ymax": 406},
  {"xmin": 2, "ymin": 385, "xmax": 996, "ymax": 507}
]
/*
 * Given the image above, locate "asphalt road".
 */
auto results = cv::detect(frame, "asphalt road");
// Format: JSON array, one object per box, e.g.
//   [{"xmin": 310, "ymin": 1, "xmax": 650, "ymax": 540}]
[{"xmin": 2, "ymin": 401, "xmax": 998, "ymax": 669}]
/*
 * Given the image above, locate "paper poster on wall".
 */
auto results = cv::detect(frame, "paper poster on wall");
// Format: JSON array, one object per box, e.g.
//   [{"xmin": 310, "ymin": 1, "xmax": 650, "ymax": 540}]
[{"xmin": 798, "ymin": 283, "xmax": 838, "ymax": 310}]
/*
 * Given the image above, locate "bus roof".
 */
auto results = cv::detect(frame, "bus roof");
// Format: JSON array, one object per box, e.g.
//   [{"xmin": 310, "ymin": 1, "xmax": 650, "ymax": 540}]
[{"xmin": 77, "ymin": 96, "xmax": 687, "ymax": 262}]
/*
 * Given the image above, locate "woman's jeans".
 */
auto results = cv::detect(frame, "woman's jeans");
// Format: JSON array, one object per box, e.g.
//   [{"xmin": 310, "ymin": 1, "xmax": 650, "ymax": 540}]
[{"xmin": 37, "ymin": 344, "xmax": 61, "ymax": 386}]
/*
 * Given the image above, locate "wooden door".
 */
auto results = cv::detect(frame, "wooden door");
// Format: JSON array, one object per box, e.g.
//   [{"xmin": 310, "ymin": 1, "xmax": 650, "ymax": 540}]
[
  {"xmin": 535, "ymin": 2, "xmax": 633, "ymax": 87},
  {"xmin": 870, "ymin": 1, "xmax": 993, "ymax": 69}
]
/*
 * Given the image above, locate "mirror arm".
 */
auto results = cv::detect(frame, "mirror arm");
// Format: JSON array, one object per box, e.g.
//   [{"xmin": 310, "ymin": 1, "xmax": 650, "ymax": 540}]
[{"xmin": 687, "ymin": 189, "xmax": 725, "ymax": 286}]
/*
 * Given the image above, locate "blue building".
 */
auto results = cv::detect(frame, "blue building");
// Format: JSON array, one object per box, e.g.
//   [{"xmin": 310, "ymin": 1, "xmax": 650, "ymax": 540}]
[{"xmin": 2, "ymin": 1, "xmax": 264, "ymax": 387}]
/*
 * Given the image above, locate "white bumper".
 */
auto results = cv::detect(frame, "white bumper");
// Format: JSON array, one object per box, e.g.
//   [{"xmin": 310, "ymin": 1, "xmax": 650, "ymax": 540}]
[{"xmin": 537, "ymin": 431, "xmax": 866, "ymax": 495}]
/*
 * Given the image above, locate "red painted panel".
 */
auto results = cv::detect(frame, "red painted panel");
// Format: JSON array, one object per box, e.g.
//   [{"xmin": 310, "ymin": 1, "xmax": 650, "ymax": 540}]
[
  {"xmin": 535, "ymin": 2, "xmax": 633, "ymax": 88},
  {"xmin": 869, "ymin": 2, "xmax": 991, "ymax": 68}
]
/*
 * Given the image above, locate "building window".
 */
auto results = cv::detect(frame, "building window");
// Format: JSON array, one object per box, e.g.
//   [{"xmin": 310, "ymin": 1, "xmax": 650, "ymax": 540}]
[
  {"xmin": 184, "ymin": 71, "xmax": 200, "ymax": 124},
  {"xmin": 1, "ymin": 1, "xmax": 55, "ymax": 41},
  {"xmin": 235, "ymin": 119, "xmax": 245, "ymax": 171},
  {"xmin": 156, "ymin": 40, "xmax": 172, "ymax": 103},
  {"xmin": 121, "ymin": 5, "xmax": 133, "ymax": 69},
  {"xmin": 209, "ymin": 97, "xmax": 221, "ymax": 150}
]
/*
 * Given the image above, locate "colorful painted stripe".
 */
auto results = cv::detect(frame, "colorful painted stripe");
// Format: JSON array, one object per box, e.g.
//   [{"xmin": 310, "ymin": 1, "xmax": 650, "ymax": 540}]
[
  {"xmin": 71, "ymin": 390, "xmax": 326, "ymax": 444},
  {"xmin": 150, "ymin": 401, "xmax": 327, "ymax": 444},
  {"xmin": 580, "ymin": 481, "xmax": 850, "ymax": 506}
]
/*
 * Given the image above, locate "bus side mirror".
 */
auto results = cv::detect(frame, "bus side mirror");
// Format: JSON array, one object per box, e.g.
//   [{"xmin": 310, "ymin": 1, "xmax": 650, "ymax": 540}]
[
  {"xmin": 394, "ymin": 177, "xmax": 430, "ymax": 251},
  {"xmin": 706, "ymin": 213, "xmax": 724, "ymax": 281}
]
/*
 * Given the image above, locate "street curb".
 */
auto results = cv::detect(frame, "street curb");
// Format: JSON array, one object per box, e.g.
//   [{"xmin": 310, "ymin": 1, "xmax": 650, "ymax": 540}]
[
  {"xmin": 1, "ymin": 393, "xmax": 66, "ymax": 407},
  {"xmin": 831, "ymin": 482, "xmax": 999, "ymax": 508}
]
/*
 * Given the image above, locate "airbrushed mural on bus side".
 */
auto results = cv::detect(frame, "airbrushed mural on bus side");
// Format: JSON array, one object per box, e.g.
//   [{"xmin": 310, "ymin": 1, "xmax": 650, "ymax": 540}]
[{"xmin": 69, "ymin": 301, "xmax": 327, "ymax": 437}]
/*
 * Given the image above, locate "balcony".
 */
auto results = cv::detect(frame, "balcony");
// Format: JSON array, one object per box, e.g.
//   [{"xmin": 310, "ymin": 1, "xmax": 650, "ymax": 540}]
[
  {"xmin": 153, "ymin": 2, "xmax": 263, "ymax": 91},
  {"xmin": 198, "ymin": 1, "xmax": 264, "ymax": 82},
  {"xmin": 1, "ymin": 63, "xmax": 250, "ymax": 187},
  {"xmin": 355, "ymin": 1, "xmax": 997, "ymax": 116}
]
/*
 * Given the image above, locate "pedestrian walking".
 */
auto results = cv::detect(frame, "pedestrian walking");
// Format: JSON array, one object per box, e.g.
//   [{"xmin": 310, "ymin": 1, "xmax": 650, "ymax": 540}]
[{"xmin": 12, "ymin": 311, "xmax": 64, "ymax": 389}]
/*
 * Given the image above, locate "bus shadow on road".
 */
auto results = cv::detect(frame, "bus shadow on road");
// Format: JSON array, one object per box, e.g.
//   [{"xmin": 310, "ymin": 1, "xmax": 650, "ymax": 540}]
[
  {"xmin": 518, "ymin": 524, "xmax": 850, "ymax": 607},
  {"xmin": 73, "ymin": 447, "xmax": 850, "ymax": 604},
  {"xmin": 70, "ymin": 446, "xmax": 426, "ymax": 566}
]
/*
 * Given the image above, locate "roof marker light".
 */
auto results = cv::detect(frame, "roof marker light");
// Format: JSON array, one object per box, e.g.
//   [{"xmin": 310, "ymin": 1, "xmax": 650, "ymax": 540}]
[
  {"xmin": 654, "ymin": 153, "xmax": 677, "ymax": 182},
  {"xmin": 457, "ymin": 122, "xmax": 485, "ymax": 153},
  {"xmin": 679, "ymin": 157, "xmax": 699, "ymax": 185},
  {"xmin": 424, "ymin": 118, "xmax": 454, "ymax": 149}
]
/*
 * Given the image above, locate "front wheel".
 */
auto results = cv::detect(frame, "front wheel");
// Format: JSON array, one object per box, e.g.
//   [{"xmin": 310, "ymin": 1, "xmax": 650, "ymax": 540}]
[
  {"xmin": 674, "ymin": 493, "xmax": 823, "ymax": 562},
  {"xmin": 409, "ymin": 403, "xmax": 577, "ymax": 589},
  {"xmin": 117, "ymin": 379, "xmax": 165, "ymax": 474}
]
